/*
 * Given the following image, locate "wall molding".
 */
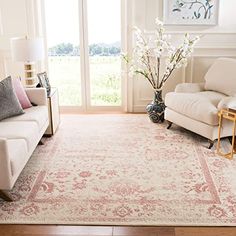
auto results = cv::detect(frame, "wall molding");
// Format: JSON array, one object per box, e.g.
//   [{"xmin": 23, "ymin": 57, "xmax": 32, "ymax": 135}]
[
  {"xmin": 145, "ymin": 30, "xmax": 236, "ymax": 35},
  {"xmin": 0, "ymin": 8, "xmax": 3, "ymax": 36},
  {"xmin": 142, "ymin": 31, "xmax": 236, "ymax": 49}
]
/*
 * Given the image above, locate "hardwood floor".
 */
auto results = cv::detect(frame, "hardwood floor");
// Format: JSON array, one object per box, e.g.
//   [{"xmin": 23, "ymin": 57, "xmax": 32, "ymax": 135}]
[
  {"xmin": 0, "ymin": 225, "xmax": 235, "ymax": 236},
  {"xmin": 175, "ymin": 227, "xmax": 236, "ymax": 236}
]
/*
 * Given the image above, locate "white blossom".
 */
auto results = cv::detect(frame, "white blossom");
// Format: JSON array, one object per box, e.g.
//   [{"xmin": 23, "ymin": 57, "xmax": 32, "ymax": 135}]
[
  {"xmin": 133, "ymin": 26, "xmax": 141, "ymax": 34},
  {"xmin": 124, "ymin": 19, "xmax": 199, "ymax": 90},
  {"xmin": 155, "ymin": 18, "xmax": 164, "ymax": 26}
]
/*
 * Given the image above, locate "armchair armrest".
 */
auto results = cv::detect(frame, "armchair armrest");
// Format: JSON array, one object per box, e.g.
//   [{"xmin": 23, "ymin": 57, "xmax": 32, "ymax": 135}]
[
  {"xmin": 175, "ymin": 83, "xmax": 205, "ymax": 93},
  {"xmin": 218, "ymin": 96, "xmax": 236, "ymax": 110},
  {"xmin": 0, "ymin": 138, "xmax": 12, "ymax": 189},
  {"xmin": 25, "ymin": 88, "xmax": 47, "ymax": 106}
]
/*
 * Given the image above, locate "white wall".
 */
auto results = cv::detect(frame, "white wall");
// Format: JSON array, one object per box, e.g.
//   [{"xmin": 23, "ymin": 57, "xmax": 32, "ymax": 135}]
[
  {"xmin": 0, "ymin": 0, "xmax": 43, "ymax": 80},
  {"xmin": 0, "ymin": 0, "xmax": 236, "ymax": 112},
  {"xmin": 132, "ymin": 0, "xmax": 236, "ymax": 112}
]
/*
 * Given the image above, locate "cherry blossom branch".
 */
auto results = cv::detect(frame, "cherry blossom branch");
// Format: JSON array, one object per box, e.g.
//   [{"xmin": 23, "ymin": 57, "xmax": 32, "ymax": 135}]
[{"xmin": 123, "ymin": 19, "xmax": 200, "ymax": 91}]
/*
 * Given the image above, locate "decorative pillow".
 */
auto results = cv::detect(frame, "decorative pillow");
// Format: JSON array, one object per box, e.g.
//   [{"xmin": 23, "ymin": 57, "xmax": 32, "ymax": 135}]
[
  {"xmin": 0, "ymin": 76, "xmax": 24, "ymax": 121},
  {"xmin": 204, "ymin": 58, "xmax": 236, "ymax": 96},
  {"xmin": 12, "ymin": 77, "xmax": 32, "ymax": 109}
]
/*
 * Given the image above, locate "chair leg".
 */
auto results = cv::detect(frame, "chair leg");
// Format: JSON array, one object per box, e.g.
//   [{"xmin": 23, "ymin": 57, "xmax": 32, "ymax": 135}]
[
  {"xmin": 167, "ymin": 121, "xmax": 173, "ymax": 129},
  {"xmin": 208, "ymin": 139, "xmax": 214, "ymax": 149},
  {"xmin": 0, "ymin": 190, "xmax": 13, "ymax": 202}
]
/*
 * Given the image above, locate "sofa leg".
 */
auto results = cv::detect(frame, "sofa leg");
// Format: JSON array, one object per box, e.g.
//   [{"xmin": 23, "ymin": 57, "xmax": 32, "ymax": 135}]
[
  {"xmin": 0, "ymin": 190, "xmax": 13, "ymax": 202},
  {"xmin": 208, "ymin": 140, "xmax": 214, "ymax": 149},
  {"xmin": 38, "ymin": 140, "xmax": 44, "ymax": 145},
  {"xmin": 167, "ymin": 121, "xmax": 173, "ymax": 129}
]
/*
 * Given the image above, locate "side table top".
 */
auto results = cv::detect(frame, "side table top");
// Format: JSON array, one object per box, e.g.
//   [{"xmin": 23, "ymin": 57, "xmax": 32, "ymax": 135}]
[
  {"xmin": 48, "ymin": 87, "xmax": 58, "ymax": 98},
  {"xmin": 218, "ymin": 109, "xmax": 236, "ymax": 121}
]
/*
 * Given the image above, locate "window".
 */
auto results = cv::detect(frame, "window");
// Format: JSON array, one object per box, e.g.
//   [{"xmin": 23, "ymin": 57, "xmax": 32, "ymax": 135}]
[{"xmin": 44, "ymin": 0, "xmax": 122, "ymax": 111}]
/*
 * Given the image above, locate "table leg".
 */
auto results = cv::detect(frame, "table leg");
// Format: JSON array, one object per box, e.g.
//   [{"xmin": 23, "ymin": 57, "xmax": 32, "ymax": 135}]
[
  {"xmin": 234, "ymin": 137, "xmax": 236, "ymax": 151},
  {"xmin": 232, "ymin": 120, "xmax": 236, "ymax": 157},
  {"xmin": 217, "ymin": 114, "xmax": 223, "ymax": 154}
]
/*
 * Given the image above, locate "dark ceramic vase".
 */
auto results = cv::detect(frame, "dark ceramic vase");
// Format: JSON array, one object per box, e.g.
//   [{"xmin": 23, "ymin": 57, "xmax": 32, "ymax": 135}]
[{"xmin": 146, "ymin": 90, "xmax": 165, "ymax": 123}]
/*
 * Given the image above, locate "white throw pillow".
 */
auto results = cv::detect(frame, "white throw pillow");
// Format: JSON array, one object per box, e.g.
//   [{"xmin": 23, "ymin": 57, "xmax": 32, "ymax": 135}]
[{"xmin": 204, "ymin": 58, "xmax": 236, "ymax": 96}]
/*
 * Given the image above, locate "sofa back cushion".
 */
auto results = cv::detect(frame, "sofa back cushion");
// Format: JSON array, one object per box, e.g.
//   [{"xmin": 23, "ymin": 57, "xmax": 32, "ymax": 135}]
[
  {"xmin": 204, "ymin": 58, "xmax": 236, "ymax": 96},
  {"xmin": 0, "ymin": 76, "xmax": 24, "ymax": 121}
]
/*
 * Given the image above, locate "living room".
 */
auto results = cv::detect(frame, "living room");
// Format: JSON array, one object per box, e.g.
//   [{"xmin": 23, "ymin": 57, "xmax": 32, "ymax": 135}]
[{"xmin": 0, "ymin": 0, "xmax": 236, "ymax": 235}]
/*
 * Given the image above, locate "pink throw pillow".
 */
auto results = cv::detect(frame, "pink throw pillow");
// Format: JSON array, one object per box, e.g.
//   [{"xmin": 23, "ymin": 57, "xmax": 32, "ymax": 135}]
[{"xmin": 12, "ymin": 78, "xmax": 32, "ymax": 109}]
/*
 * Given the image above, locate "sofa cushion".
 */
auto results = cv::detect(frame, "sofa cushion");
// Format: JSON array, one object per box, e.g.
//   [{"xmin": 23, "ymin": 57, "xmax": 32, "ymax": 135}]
[
  {"xmin": 0, "ymin": 76, "xmax": 24, "ymax": 121},
  {"xmin": 1, "ymin": 106, "xmax": 48, "ymax": 131},
  {"xmin": 165, "ymin": 91, "xmax": 226, "ymax": 126},
  {"xmin": 205, "ymin": 58, "xmax": 236, "ymax": 96},
  {"xmin": 12, "ymin": 77, "xmax": 32, "ymax": 109},
  {"xmin": 0, "ymin": 121, "xmax": 39, "ymax": 151},
  {"xmin": 8, "ymin": 139, "xmax": 28, "ymax": 177}
]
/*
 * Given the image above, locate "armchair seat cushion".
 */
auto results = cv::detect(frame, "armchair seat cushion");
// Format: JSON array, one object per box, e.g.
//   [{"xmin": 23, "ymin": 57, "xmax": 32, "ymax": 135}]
[{"xmin": 165, "ymin": 91, "xmax": 226, "ymax": 126}]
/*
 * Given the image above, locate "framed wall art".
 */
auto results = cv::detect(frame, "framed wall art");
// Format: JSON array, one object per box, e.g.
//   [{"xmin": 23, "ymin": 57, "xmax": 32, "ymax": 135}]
[
  {"xmin": 37, "ymin": 72, "xmax": 51, "ymax": 97},
  {"xmin": 163, "ymin": 0, "xmax": 219, "ymax": 25}
]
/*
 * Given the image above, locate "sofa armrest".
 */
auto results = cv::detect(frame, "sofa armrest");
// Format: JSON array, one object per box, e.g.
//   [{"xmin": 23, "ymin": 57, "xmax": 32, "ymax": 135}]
[
  {"xmin": 0, "ymin": 138, "xmax": 12, "ymax": 190},
  {"xmin": 25, "ymin": 88, "xmax": 47, "ymax": 106},
  {"xmin": 175, "ymin": 83, "xmax": 205, "ymax": 93},
  {"xmin": 218, "ymin": 96, "xmax": 236, "ymax": 110}
]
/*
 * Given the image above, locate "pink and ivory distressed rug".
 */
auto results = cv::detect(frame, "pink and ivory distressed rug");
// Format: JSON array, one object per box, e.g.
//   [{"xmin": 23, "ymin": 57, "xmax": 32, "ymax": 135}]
[{"xmin": 0, "ymin": 114, "xmax": 236, "ymax": 226}]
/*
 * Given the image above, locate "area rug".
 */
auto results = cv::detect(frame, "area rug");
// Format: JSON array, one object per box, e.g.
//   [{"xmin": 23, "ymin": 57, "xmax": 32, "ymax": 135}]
[{"xmin": 0, "ymin": 114, "xmax": 236, "ymax": 226}]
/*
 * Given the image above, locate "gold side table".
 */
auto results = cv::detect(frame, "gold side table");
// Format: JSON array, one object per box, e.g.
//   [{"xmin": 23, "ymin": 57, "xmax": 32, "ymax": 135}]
[
  {"xmin": 44, "ymin": 88, "xmax": 60, "ymax": 136},
  {"xmin": 217, "ymin": 109, "xmax": 236, "ymax": 159}
]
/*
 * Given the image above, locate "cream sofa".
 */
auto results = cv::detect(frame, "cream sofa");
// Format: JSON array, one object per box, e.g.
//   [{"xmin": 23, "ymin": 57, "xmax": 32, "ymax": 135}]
[
  {"xmin": 165, "ymin": 58, "xmax": 236, "ymax": 148},
  {"xmin": 0, "ymin": 88, "xmax": 48, "ymax": 200}
]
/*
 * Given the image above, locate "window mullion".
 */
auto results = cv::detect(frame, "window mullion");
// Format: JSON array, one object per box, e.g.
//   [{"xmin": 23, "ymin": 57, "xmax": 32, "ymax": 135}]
[{"xmin": 79, "ymin": 0, "xmax": 90, "ymax": 110}]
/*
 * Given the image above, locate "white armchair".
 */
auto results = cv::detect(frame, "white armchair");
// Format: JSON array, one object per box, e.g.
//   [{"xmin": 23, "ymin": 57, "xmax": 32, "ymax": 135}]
[{"xmin": 164, "ymin": 58, "xmax": 236, "ymax": 148}]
